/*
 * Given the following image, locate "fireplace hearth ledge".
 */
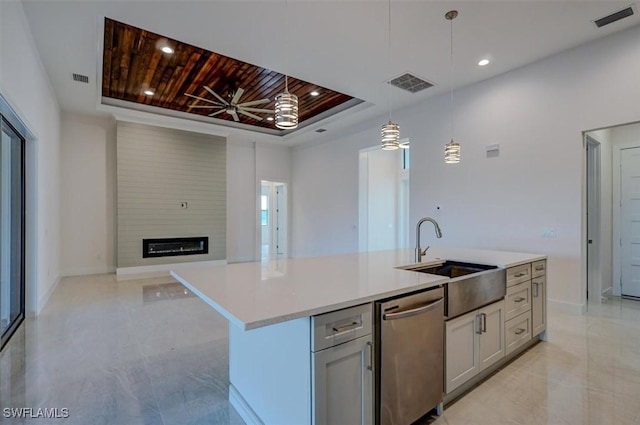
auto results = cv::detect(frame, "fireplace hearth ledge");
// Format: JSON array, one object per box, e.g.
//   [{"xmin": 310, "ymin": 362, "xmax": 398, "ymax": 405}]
[{"xmin": 116, "ymin": 259, "xmax": 227, "ymax": 281}]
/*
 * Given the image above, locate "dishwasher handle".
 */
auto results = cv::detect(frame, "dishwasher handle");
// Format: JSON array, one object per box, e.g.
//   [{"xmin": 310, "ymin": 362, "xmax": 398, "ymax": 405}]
[{"xmin": 383, "ymin": 297, "xmax": 443, "ymax": 321}]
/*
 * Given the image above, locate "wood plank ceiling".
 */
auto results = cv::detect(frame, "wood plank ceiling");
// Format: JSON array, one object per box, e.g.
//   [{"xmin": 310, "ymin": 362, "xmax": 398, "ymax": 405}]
[{"xmin": 102, "ymin": 18, "xmax": 358, "ymax": 132}]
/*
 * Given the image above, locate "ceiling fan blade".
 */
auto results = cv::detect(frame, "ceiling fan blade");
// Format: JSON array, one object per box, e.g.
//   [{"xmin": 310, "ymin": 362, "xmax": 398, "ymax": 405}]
[
  {"xmin": 240, "ymin": 107, "xmax": 273, "ymax": 114},
  {"xmin": 203, "ymin": 86, "xmax": 229, "ymax": 105},
  {"xmin": 237, "ymin": 109, "xmax": 263, "ymax": 121},
  {"xmin": 230, "ymin": 110, "xmax": 240, "ymax": 122},
  {"xmin": 208, "ymin": 110, "xmax": 226, "ymax": 118},
  {"xmin": 187, "ymin": 104, "xmax": 223, "ymax": 109},
  {"xmin": 184, "ymin": 93, "xmax": 223, "ymax": 105},
  {"xmin": 230, "ymin": 87, "xmax": 244, "ymax": 105},
  {"xmin": 237, "ymin": 98, "xmax": 270, "ymax": 107}
]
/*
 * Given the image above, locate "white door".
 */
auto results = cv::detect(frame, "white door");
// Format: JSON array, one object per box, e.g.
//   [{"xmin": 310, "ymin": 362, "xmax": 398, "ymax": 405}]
[{"xmin": 620, "ymin": 147, "xmax": 640, "ymax": 298}]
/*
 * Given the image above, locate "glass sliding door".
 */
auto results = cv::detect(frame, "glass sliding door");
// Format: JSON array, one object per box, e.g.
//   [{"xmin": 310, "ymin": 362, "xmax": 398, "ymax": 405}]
[{"xmin": 0, "ymin": 117, "xmax": 25, "ymax": 350}]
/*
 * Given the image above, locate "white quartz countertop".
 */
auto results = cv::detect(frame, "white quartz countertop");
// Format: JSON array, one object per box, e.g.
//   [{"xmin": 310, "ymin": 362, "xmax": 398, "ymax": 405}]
[{"xmin": 171, "ymin": 247, "xmax": 546, "ymax": 330}]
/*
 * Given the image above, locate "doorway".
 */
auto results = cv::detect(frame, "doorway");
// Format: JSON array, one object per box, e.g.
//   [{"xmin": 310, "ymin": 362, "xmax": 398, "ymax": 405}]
[
  {"xmin": 358, "ymin": 142, "xmax": 410, "ymax": 252},
  {"xmin": 585, "ymin": 136, "xmax": 602, "ymax": 302},
  {"xmin": 0, "ymin": 116, "xmax": 25, "ymax": 350},
  {"xmin": 260, "ymin": 181, "xmax": 287, "ymax": 260}
]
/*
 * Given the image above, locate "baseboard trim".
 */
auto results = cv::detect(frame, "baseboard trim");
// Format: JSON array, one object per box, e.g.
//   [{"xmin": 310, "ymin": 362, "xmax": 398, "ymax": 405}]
[
  {"xmin": 61, "ymin": 266, "xmax": 116, "ymax": 277},
  {"xmin": 116, "ymin": 260, "xmax": 227, "ymax": 281},
  {"xmin": 229, "ymin": 384, "xmax": 264, "ymax": 425},
  {"xmin": 548, "ymin": 298, "xmax": 585, "ymax": 315},
  {"xmin": 601, "ymin": 287, "xmax": 613, "ymax": 298},
  {"xmin": 37, "ymin": 275, "xmax": 62, "ymax": 315}
]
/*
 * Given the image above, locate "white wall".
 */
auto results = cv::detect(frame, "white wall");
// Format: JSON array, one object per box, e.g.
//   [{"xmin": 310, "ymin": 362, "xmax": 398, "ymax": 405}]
[
  {"xmin": 0, "ymin": 1, "xmax": 61, "ymax": 314},
  {"xmin": 60, "ymin": 112, "xmax": 115, "ymax": 275},
  {"xmin": 291, "ymin": 24, "xmax": 640, "ymax": 312},
  {"xmin": 58, "ymin": 115, "xmax": 292, "ymax": 267}
]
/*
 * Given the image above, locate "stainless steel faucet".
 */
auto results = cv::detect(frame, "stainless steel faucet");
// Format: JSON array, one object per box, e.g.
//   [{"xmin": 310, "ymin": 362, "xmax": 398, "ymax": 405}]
[{"xmin": 415, "ymin": 217, "xmax": 443, "ymax": 262}]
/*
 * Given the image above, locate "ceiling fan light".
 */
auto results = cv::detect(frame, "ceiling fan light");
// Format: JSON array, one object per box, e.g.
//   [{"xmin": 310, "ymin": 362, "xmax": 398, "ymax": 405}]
[
  {"xmin": 381, "ymin": 121, "xmax": 400, "ymax": 150},
  {"xmin": 275, "ymin": 92, "xmax": 298, "ymax": 129},
  {"xmin": 445, "ymin": 139, "xmax": 461, "ymax": 164}
]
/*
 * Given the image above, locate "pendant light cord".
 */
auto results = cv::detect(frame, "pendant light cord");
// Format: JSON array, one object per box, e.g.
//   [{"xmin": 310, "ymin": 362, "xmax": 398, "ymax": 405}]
[
  {"xmin": 387, "ymin": 0, "xmax": 392, "ymax": 121},
  {"xmin": 449, "ymin": 15, "xmax": 454, "ymax": 141},
  {"xmin": 285, "ymin": 0, "xmax": 289, "ymax": 93}
]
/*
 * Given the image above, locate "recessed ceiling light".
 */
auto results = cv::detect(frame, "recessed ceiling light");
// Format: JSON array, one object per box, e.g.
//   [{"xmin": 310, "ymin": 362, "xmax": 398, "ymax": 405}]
[
  {"xmin": 161, "ymin": 46, "xmax": 174, "ymax": 54},
  {"xmin": 478, "ymin": 59, "xmax": 490, "ymax": 66},
  {"xmin": 310, "ymin": 91, "xmax": 320, "ymax": 96},
  {"xmin": 143, "ymin": 89, "xmax": 155, "ymax": 96},
  {"xmin": 267, "ymin": 117, "xmax": 274, "ymax": 121}
]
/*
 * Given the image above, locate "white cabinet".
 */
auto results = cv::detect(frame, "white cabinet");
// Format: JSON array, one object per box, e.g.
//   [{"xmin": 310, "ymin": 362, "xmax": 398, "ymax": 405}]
[
  {"xmin": 478, "ymin": 300, "xmax": 506, "ymax": 372},
  {"xmin": 312, "ymin": 304, "xmax": 373, "ymax": 425},
  {"xmin": 532, "ymin": 276, "xmax": 546, "ymax": 336},
  {"xmin": 445, "ymin": 300, "xmax": 505, "ymax": 394},
  {"xmin": 313, "ymin": 335, "xmax": 373, "ymax": 425}
]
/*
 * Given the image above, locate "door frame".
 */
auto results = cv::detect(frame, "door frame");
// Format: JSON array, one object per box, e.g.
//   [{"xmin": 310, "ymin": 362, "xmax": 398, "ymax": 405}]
[
  {"xmin": 0, "ymin": 115, "xmax": 26, "ymax": 350},
  {"xmin": 613, "ymin": 143, "xmax": 640, "ymax": 296},
  {"xmin": 585, "ymin": 135, "xmax": 601, "ymax": 302}
]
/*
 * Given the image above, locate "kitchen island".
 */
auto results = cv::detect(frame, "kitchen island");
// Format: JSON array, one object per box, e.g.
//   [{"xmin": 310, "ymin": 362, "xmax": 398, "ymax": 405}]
[{"xmin": 172, "ymin": 247, "xmax": 546, "ymax": 425}]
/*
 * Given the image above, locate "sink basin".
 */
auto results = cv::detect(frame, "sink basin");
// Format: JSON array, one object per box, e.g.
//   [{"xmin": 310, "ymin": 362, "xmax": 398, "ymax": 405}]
[
  {"xmin": 409, "ymin": 260, "xmax": 497, "ymax": 278},
  {"xmin": 404, "ymin": 260, "xmax": 506, "ymax": 319}
]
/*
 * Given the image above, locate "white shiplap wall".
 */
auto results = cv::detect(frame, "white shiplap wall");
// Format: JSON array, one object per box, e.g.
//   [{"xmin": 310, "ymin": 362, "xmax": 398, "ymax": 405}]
[{"xmin": 117, "ymin": 121, "xmax": 226, "ymax": 267}]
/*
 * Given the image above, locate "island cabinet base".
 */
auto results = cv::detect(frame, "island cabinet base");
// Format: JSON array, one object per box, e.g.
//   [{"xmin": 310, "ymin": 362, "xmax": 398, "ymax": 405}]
[{"xmin": 229, "ymin": 318, "xmax": 312, "ymax": 425}]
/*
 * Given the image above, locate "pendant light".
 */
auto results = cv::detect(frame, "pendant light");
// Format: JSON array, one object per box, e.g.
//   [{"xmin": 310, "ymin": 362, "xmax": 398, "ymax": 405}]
[
  {"xmin": 381, "ymin": 0, "xmax": 400, "ymax": 150},
  {"xmin": 275, "ymin": 0, "xmax": 298, "ymax": 129},
  {"xmin": 444, "ymin": 10, "xmax": 461, "ymax": 164}
]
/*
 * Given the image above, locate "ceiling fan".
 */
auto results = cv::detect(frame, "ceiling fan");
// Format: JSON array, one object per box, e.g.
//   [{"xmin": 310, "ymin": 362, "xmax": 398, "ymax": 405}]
[{"xmin": 184, "ymin": 86, "xmax": 272, "ymax": 122}]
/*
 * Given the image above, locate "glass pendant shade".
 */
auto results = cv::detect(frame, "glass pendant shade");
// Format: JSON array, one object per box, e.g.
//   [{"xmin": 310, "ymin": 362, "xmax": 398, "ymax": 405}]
[
  {"xmin": 444, "ymin": 139, "xmax": 461, "ymax": 163},
  {"xmin": 381, "ymin": 121, "xmax": 400, "ymax": 150},
  {"xmin": 275, "ymin": 91, "xmax": 298, "ymax": 129}
]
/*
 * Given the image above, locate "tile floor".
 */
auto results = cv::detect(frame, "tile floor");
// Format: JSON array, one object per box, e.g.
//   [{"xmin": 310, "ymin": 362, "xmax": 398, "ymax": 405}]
[{"xmin": 1, "ymin": 274, "xmax": 640, "ymax": 425}]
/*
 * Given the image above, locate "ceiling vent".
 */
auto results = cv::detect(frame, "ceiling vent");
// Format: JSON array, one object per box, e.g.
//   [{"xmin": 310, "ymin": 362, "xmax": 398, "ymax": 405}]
[
  {"xmin": 72, "ymin": 73, "xmax": 89, "ymax": 84},
  {"xmin": 388, "ymin": 73, "xmax": 434, "ymax": 93},
  {"xmin": 315, "ymin": 128, "xmax": 327, "ymax": 133},
  {"xmin": 594, "ymin": 6, "xmax": 634, "ymax": 28}
]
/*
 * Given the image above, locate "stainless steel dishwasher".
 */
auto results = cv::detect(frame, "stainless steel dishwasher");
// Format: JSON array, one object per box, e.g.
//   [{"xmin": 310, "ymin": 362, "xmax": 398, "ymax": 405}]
[{"xmin": 375, "ymin": 287, "xmax": 444, "ymax": 425}]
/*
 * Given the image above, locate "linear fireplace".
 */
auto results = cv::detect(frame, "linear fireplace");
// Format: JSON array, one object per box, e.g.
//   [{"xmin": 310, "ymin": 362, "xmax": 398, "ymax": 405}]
[{"xmin": 143, "ymin": 237, "xmax": 209, "ymax": 258}]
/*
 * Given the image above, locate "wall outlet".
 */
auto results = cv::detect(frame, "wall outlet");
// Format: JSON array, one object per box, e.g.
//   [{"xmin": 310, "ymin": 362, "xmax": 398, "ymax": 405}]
[
  {"xmin": 180, "ymin": 201, "xmax": 188, "ymax": 209},
  {"xmin": 541, "ymin": 228, "xmax": 557, "ymax": 238}
]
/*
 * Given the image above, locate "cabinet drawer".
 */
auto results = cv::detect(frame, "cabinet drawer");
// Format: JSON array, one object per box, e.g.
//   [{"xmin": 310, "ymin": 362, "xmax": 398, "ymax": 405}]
[
  {"xmin": 505, "ymin": 311, "xmax": 531, "ymax": 356},
  {"xmin": 507, "ymin": 264, "xmax": 531, "ymax": 287},
  {"xmin": 532, "ymin": 260, "xmax": 546, "ymax": 278},
  {"xmin": 505, "ymin": 281, "xmax": 531, "ymax": 321},
  {"xmin": 312, "ymin": 303, "xmax": 372, "ymax": 351}
]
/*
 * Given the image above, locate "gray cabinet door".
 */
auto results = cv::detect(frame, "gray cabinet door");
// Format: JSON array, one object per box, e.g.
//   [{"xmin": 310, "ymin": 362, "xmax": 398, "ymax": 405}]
[
  {"xmin": 445, "ymin": 309, "xmax": 479, "ymax": 393},
  {"xmin": 478, "ymin": 300, "xmax": 505, "ymax": 372},
  {"xmin": 312, "ymin": 335, "xmax": 373, "ymax": 425},
  {"xmin": 532, "ymin": 276, "xmax": 546, "ymax": 336}
]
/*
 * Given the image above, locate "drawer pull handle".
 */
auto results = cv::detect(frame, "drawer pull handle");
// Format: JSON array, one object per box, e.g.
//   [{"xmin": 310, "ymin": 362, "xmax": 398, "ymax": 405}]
[
  {"xmin": 332, "ymin": 321, "xmax": 360, "ymax": 334},
  {"xmin": 514, "ymin": 272, "xmax": 526, "ymax": 278},
  {"xmin": 533, "ymin": 282, "xmax": 540, "ymax": 298},
  {"xmin": 515, "ymin": 328, "xmax": 526, "ymax": 335},
  {"xmin": 535, "ymin": 265, "xmax": 544, "ymax": 271},
  {"xmin": 514, "ymin": 297, "xmax": 526, "ymax": 303}
]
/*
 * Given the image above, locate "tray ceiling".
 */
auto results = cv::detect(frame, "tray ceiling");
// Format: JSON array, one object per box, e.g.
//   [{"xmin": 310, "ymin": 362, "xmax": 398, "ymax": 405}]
[{"xmin": 101, "ymin": 18, "xmax": 360, "ymax": 134}]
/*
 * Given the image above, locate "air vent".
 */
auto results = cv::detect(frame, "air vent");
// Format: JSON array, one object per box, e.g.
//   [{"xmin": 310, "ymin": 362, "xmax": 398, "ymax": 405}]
[
  {"xmin": 594, "ymin": 6, "xmax": 634, "ymax": 28},
  {"xmin": 315, "ymin": 128, "xmax": 327, "ymax": 133},
  {"xmin": 388, "ymin": 73, "xmax": 434, "ymax": 93},
  {"xmin": 72, "ymin": 73, "xmax": 89, "ymax": 84}
]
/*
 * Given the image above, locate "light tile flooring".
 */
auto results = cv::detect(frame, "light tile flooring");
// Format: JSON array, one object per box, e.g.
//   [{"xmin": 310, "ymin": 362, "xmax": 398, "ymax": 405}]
[{"xmin": 1, "ymin": 275, "xmax": 640, "ymax": 425}]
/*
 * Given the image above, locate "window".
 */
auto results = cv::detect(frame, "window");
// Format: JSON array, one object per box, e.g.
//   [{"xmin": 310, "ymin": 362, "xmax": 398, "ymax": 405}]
[{"xmin": 261, "ymin": 195, "xmax": 268, "ymax": 226}]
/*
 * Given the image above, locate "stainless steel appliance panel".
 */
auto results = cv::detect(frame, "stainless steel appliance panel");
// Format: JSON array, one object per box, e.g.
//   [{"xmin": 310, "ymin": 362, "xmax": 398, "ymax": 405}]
[{"xmin": 377, "ymin": 287, "xmax": 444, "ymax": 425}]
